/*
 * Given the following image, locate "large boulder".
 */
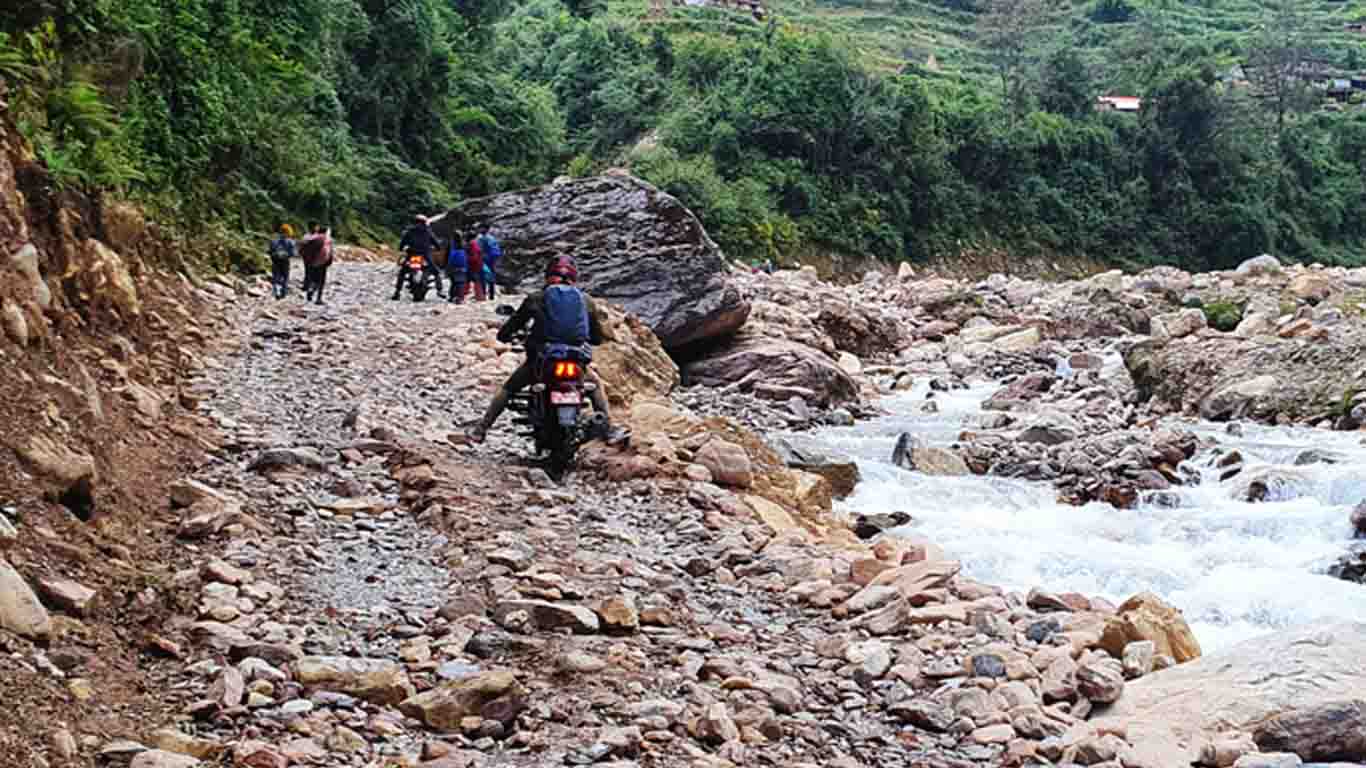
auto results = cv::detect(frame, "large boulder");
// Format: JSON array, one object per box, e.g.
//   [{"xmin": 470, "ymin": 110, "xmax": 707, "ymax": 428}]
[
  {"xmin": 436, "ymin": 174, "xmax": 749, "ymax": 349},
  {"xmin": 292, "ymin": 657, "xmax": 414, "ymax": 706},
  {"xmin": 1095, "ymin": 621, "xmax": 1366, "ymax": 766},
  {"xmin": 683, "ymin": 334, "xmax": 859, "ymax": 407}
]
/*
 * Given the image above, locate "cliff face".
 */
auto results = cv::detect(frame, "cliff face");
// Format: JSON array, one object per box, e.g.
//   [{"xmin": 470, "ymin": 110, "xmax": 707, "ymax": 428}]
[{"xmin": 0, "ymin": 110, "xmax": 233, "ymax": 763}]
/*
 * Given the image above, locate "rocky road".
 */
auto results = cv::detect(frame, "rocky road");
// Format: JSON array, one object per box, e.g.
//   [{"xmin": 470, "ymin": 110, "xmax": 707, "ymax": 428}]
[{"xmin": 133, "ymin": 263, "xmax": 1000, "ymax": 768}]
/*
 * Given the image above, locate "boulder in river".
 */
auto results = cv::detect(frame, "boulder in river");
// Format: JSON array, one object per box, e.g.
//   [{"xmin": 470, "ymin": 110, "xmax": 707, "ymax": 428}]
[
  {"xmin": 891, "ymin": 433, "xmax": 970, "ymax": 477},
  {"xmin": 436, "ymin": 174, "xmax": 749, "ymax": 349},
  {"xmin": 1095, "ymin": 621, "xmax": 1366, "ymax": 766},
  {"xmin": 683, "ymin": 334, "xmax": 859, "ymax": 407}
]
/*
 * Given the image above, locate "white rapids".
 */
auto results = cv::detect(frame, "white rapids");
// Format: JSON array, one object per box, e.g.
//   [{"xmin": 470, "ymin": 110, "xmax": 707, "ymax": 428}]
[{"xmin": 804, "ymin": 377, "xmax": 1366, "ymax": 654}]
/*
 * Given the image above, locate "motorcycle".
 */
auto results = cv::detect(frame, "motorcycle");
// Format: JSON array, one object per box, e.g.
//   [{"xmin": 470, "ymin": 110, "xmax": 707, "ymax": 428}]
[
  {"xmin": 498, "ymin": 305, "xmax": 608, "ymax": 480},
  {"xmin": 403, "ymin": 249, "xmax": 437, "ymax": 302}
]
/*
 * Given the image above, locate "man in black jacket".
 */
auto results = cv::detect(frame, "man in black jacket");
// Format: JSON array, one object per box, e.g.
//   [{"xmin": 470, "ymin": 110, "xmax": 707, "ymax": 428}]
[
  {"xmin": 392, "ymin": 214, "xmax": 443, "ymax": 300},
  {"xmin": 467, "ymin": 256, "xmax": 624, "ymax": 445}
]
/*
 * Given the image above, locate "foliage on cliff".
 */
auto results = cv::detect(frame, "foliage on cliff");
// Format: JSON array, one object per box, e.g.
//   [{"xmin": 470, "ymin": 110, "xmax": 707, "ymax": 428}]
[{"xmin": 4, "ymin": 0, "xmax": 1366, "ymax": 270}]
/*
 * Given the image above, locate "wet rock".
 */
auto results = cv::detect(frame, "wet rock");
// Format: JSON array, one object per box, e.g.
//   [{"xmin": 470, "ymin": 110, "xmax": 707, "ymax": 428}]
[
  {"xmin": 891, "ymin": 433, "xmax": 969, "ymax": 476},
  {"xmin": 441, "ymin": 174, "xmax": 749, "ymax": 349},
  {"xmin": 492, "ymin": 600, "xmax": 600, "ymax": 634},
  {"xmin": 1230, "ymin": 468, "xmax": 1312, "ymax": 503},
  {"xmin": 399, "ymin": 670, "xmax": 524, "ymax": 732},
  {"xmin": 1350, "ymin": 501, "xmax": 1366, "ymax": 538},
  {"xmin": 1253, "ymin": 699, "xmax": 1366, "ymax": 762},
  {"xmin": 852, "ymin": 511, "xmax": 910, "ymax": 540},
  {"xmin": 0, "ymin": 557, "xmax": 52, "ymax": 640},
  {"xmin": 1099, "ymin": 592, "xmax": 1201, "ymax": 664},
  {"xmin": 293, "ymin": 656, "xmax": 415, "ymax": 706},
  {"xmin": 773, "ymin": 440, "xmax": 860, "ymax": 499}
]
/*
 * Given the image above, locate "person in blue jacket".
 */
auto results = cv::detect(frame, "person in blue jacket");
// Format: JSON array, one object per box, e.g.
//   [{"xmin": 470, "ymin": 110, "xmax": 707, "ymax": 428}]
[{"xmin": 445, "ymin": 233, "xmax": 468, "ymax": 304}]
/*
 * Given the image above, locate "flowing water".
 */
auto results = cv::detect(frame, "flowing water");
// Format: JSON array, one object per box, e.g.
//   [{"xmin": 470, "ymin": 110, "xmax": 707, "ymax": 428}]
[{"xmin": 803, "ymin": 368, "xmax": 1366, "ymax": 654}]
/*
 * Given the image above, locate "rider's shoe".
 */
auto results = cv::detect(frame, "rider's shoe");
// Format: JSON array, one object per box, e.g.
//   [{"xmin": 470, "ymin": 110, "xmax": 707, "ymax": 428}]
[
  {"xmin": 466, "ymin": 425, "xmax": 487, "ymax": 444},
  {"xmin": 390, "ymin": 292, "xmax": 400, "ymax": 301}
]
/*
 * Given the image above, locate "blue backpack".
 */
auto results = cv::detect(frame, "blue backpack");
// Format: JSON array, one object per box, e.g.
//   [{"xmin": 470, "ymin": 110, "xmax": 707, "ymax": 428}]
[
  {"xmin": 541, "ymin": 284, "xmax": 590, "ymax": 345},
  {"xmin": 480, "ymin": 235, "xmax": 503, "ymax": 266}
]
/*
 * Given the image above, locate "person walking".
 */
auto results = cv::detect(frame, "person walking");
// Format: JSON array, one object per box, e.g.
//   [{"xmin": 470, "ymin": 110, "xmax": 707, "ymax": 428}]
[
  {"xmin": 476, "ymin": 224, "xmax": 503, "ymax": 300},
  {"xmin": 466, "ymin": 232, "xmax": 485, "ymax": 302},
  {"xmin": 301, "ymin": 222, "xmax": 335, "ymax": 305},
  {"xmin": 445, "ymin": 232, "xmax": 468, "ymax": 304},
  {"xmin": 268, "ymin": 223, "xmax": 296, "ymax": 299}
]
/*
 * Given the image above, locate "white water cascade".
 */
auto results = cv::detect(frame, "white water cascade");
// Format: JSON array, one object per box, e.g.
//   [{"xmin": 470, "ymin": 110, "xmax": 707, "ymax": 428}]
[{"xmin": 804, "ymin": 375, "xmax": 1366, "ymax": 654}]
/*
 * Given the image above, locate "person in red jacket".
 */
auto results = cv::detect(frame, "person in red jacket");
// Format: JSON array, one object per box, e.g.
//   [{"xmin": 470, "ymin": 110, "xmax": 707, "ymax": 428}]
[{"xmin": 466, "ymin": 234, "xmax": 485, "ymax": 301}]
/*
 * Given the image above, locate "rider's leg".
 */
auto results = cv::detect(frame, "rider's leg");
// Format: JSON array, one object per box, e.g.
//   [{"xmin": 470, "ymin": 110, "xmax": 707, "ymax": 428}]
[{"xmin": 469, "ymin": 358, "xmax": 534, "ymax": 441}]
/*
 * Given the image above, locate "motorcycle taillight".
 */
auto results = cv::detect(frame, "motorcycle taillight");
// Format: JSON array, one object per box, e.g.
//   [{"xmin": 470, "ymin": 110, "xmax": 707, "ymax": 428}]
[{"xmin": 553, "ymin": 361, "xmax": 580, "ymax": 379}]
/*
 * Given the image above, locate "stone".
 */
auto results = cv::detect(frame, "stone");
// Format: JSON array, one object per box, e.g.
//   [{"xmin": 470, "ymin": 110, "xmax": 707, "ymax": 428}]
[
  {"xmin": 1253, "ymin": 699, "xmax": 1366, "ymax": 762},
  {"xmin": 1235, "ymin": 254, "xmax": 1281, "ymax": 277},
  {"xmin": 694, "ymin": 439, "xmax": 754, "ymax": 488},
  {"xmin": 202, "ymin": 558, "xmax": 251, "ymax": 586},
  {"xmin": 1288, "ymin": 272, "xmax": 1333, "ymax": 303},
  {"xmin": 52, "ymin": 729, "xmax": 78, "ymax": 759},
  {"xmin": 845, "ymin": 639, "xmax": 892, "ymax": 682},
  {"xmin": 10, "ymin": 435, "xmax": 97, "ymax": 507},
  {"xmin": 1200, "ymin": 732, "xmax": 1259, "ymax": 768},
  {"xmin": 35, "ymin": 576, "xmax": 97, "ymax": 616},
  {"xmin": 685, "ymin": 335, "xmax": 859, "ymax": 407},
  {"xmin": 1151, "ymin": 308, "xmax": 1207, "ymax": 341},
  {"xmin": 209, "ymin": 666, "xmax": 245, "ymax": 708},
  {"xmin": 81, "ymin": 239, "xmax": 141, "ymax": 317},
  {"xmin": 589, "ymin": 302, "xmax": 681, "ymax": 409},
  {"xmin": 838, "ymin": 351, "xmax": 863, "ymax": 376},
  {"xmin": 1123, "ymin": 640, "xmax": 1156, "ymax": 679},
  {"xmin": 151, "ymin": 729, "xmax": 222, "ymax": 760},
  {"xmin": 231, "ymin": 741, "xmax": 286, "ymax": 768},
  {"xmin": 1351, "ymin": 501, "xmax": 1366, "ymax": 538},
  {"xmin": 492, "ymin": 600, "xmax": 600, "ymax": 634},
  {"xmin": 440, "ymin": 174, "xmax": 749, "ymax": 349},
  {"xmin": 773, "ymin": 439, "xmax": 861, "ymax": 499},
  {"xmin": 891, "ymin": 433, "xmax": 970, "ymax": 476},
  {"xmin": 1232, "ymin": 755, "xmax": 1303, "ymax": 768},
  {"xmin": 889, "ymin": 699, "xmax": 954, "ymax": 732},
  {"xmin": 695, "ymin": 703, "xmax": 740, "ymax": 745},
  {"xmin": 10, "ymin": 244, "xmax": 52, "ymax": 308},
  {"xmin": 1077, "ymin": 658, "xmax": 1125, "ymax": 704},
  {"xmin": 2, "ymin": 299, "xmax": 27, "ymax": 346},
  {"xmin": 249, "ymin": 447, "xmax": 328, "ymax": 473},
  {"xmin": 169, "ymin": 479, "xmax": 228, "ymax": 509},
  {"xmin": 293, "ymin": 656, "xmax": 415, "ymax": 706},
  {"xmin": 971, "ymin": 724, "xmax": 1015, "ymax": 745},
  {"xmin": 595, "ymin": 594, "xmax": 639, "ymax": 633},
  {"xmin": 1099, "ymin": 592, "xmax": 1201, "ymax": 664},
  {"xmin": 129, "ymin": 750, "xmax": 201, "ymax": 768},
  {"xmin": 1042, "ymin": 655, "xmax": 1078, "ymax": 703},
  {"xmin": 398, "ymin": 670, "xmax": 524, "ymax": 731},
  {"xmin": 0, "ymin": 557, "xmax": 52, "ymax": 640},
  {"xmin": 1199, "ymin": 375, "xmax": 1278, "ymax": 422},
  {"xmin": 1094, "ymin": 621, "xmax": 1366, "ymax": 766}
]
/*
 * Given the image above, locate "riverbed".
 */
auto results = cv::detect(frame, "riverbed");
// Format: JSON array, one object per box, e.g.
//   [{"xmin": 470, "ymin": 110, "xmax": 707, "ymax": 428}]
[{"xmin": 802, "ymin": 376, "xmax": 1366, "ymax": 654}]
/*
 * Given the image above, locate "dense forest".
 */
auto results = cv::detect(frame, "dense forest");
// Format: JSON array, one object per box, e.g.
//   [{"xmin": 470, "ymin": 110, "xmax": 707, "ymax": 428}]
[{"xmin": 4, "ymin": 0, "xmax": 1366, "ymax": 272}]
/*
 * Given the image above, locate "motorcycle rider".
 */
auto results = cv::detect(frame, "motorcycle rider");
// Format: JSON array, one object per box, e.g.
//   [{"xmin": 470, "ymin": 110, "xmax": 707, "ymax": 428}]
[
  {"xmin": 467, "ymin": 255, "xmax": 626, "ymax": 445},
  {"xmin": 392, "ymin": 214, "xmax": 442, "ymax": 300}
]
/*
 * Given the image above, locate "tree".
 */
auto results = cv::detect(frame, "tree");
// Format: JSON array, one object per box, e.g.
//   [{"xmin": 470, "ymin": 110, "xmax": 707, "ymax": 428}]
[
  {"xmin": 1039, "ymin": 48, "xmax": 1094, "ymax": 119},
  {"xmin": 977, "ymin": 0, "xmax": 1053, "ymax": 118},
  {"xmin": 1246, "ymin": 0, "xmax": 1315, "ymax": 140}
]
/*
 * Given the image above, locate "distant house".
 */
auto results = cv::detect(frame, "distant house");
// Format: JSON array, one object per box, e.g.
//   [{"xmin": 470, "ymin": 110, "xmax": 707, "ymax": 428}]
[{"xmin": 1096, "ymin": 96, "xmax": 1141, "ymax": 113}]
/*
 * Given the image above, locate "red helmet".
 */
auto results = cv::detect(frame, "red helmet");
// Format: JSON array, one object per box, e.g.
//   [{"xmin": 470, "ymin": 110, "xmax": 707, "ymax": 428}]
[{"xmin": 546, "ymin": 255, "xmax": 578, "ymax": 283}]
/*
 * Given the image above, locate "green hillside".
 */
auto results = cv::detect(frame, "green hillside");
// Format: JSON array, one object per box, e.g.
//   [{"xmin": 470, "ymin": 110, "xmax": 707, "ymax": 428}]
[{"xmin": 6, "ymin": 0, "xmax": 1366, "ymax": 273}]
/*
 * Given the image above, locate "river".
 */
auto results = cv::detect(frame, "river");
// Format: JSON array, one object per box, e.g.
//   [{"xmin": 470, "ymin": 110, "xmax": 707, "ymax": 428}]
[{"xmin": 801, "ymin": 368, "xmax": 1366, "ymax": 654}]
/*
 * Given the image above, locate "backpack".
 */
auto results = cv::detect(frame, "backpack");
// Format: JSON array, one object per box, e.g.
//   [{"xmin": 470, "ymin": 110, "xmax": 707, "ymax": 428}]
[
  {"xmin": 480, "ymin": 235, "xmax": 503, "ymax": 266},
  {"xmin": 299, "ymin": 235, "xmax": 325, "ymax": 265},
  {"xmin": 541, "ymin": 284, "xmax": 591, "ymax": 345},
  {"xmin": 269, "ymin": 237, "xmax": 292, "ymax": 260}
]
